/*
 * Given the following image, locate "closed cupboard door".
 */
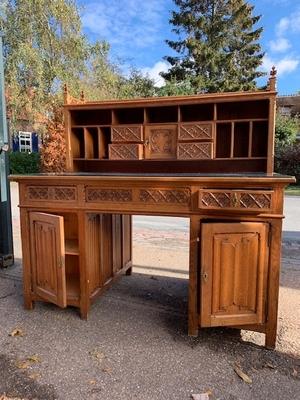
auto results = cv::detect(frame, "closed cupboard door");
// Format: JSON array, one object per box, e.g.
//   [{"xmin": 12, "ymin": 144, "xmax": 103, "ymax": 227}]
[
  {"xmin": 144, "ymin": 125, "xmax": 177, "ymax": 159},
  {"xmin": 29, "ymin": 212, "xmax": 67, "ymax": 308},
  {"xmin": 201, "ymin": 222, "xmax": 268, "ymax": 327}
]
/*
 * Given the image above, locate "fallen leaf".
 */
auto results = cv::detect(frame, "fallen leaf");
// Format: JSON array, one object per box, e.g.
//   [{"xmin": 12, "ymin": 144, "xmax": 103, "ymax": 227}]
[
  {"xmin": 28, "ymin": 373, "xmax": 41, "ymax": 380},
  {"xmin": 89, "ymin": 350, "xmax": 105, "ymax": 361},
  {"xmin": 101, "ymin": 366, "xmax": 112, "ymax": 374},
  {"xmin": 9, "ymin": 328, "xmax": 24, "ymax": 337},
  {"xmin": 191, "ymin": 394, "xmax": 209, "ymax": 400},
  {"xmin": 264, "ymin": 362, "xmax": 276, "ymax": 369},
  {"xmin": 16, "ymin": 360, "xmax": 30, "ymax": 370},
  {"xmin": 234, "ymin": 365, "xmax": 252, "ymax": 384},
  {"xmin": 292, "ymin": 368, "xmax": 298, "ymax": 377},
  {"xmin": 89, "ymin": 380, "xmax": 97, "ymax": 385},
  {"xmin": 27, "ymin": 354, "xmax": 41, "ymax": 363}
]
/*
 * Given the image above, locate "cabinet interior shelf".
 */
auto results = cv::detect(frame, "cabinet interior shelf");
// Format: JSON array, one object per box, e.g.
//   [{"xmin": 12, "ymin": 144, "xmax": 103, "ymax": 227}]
[{"xmin": 65, "ymin": 239, "xmax": 79, "ymax": 255}]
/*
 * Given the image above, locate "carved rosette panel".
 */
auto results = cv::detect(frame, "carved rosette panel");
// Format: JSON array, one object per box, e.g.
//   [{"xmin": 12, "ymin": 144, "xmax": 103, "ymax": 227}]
[
  {"xmin": 239, "ymin": 193, "xmax": 272, "ymax": 210},
  {"xmin": 111, "ymin": 126, "xmax": 143, "ymax": 142},
  {"xmin": 150, "ymin": 129, "xmax": 174, "ymax": 155},
  {"xmin": 201, "ymin": 192, "xmax": 232, "ymax": 208},
  {"xmin": 109, "ymin": 144, "xmax": 143, "ymax": 160},
  {"xmin": 86, "ymin": 188, "xmax": 132, "ymax": 202},
  {"xmin": 179, "ymin": 123, "xmax": 212, "ymax": 140},
  {"xmin": 27, "ymin": 186, "xmax": 77, "ymax": 201},
  {"xmin": 139, "ymin": 189, "xmax": 191, "ymax": 205},
  {"xmin": 199, "ymin": 190, "xmax": 272, "ymax": 211},
  {"xmin": 177, "ymin": 142, "xmax": 213, "ymax": 159}
]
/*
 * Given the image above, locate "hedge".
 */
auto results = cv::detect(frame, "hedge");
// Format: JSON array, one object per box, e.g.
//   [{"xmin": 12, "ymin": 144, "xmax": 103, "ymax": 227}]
[
  {"xmin": 9, "ymin": 151, "xmax": 41, "ymax": 174},
  {"xmin": 275, "ymin": 143, "xmax": 300, "ymax": 184}
]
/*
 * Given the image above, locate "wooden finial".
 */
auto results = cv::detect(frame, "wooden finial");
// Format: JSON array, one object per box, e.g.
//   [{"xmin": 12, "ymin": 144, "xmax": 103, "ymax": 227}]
[
  {"xmin": 268, "ymin": 66, "xmax": 277, "ymax": 91},
  {"xmin": 80, "ymin": 90, "xmax": 85, "ymax": 102},
  {"xmin": 63, "ymin": 83, "xmax": 69, "ymax": 104}
]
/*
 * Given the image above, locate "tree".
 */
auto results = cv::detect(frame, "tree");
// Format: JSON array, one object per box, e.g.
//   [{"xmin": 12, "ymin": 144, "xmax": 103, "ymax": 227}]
[
  {"xmin": 162, "ymin": 0, "xmax": 265, "ymax": 93},
  {"xmin": 0, "ymin": 0, "xmax": 89, "ymax": 132},
  {"xmin": 275, "ymin": 114, "xmax": 299, "ymax": 148}
]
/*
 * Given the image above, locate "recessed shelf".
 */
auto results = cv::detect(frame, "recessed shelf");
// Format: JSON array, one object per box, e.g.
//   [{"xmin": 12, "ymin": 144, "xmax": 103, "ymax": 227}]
[
  {"xmin": 65, "ymin": 239, "xmax": 79, "ymax": 255},
  {"xmin": 180, "ymin": 104, "xmax": 214, "ymax": 122},
  {"xmin": 146, "ymin": 106, "xmax": 178, "ymax": 123},
  {"xmin": 71, "ymin": 109, "xmax": 112, "ymax": 125},
  {"xmin": 217, "ymin": 100, "xmax": 269, "ymax": 120}
]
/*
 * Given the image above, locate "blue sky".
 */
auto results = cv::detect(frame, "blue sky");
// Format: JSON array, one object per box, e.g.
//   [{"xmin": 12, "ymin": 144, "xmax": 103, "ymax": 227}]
[{"xmin": 80, "ymin": 0, "xmax": 300, "ymax": 94}]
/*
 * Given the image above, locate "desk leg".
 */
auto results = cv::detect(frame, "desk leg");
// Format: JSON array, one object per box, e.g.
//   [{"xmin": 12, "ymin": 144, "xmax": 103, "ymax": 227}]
[
  {"xmin": 188, "ymin": 215, "xmax": 199, "ymax": 336},
  {"xmin": 20, "ymin": 208, "xmax": 35, "ymax": 310},
  {"xmin": 265, "ymin": 220, "xmax": 282, "ymax": 349},
  {"xmin": 79, "ymin": 211, "xmax": 90, "ymax": 320}
]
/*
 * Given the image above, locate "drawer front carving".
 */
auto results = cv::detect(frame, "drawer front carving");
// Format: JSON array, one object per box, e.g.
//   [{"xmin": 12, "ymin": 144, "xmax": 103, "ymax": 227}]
[
  {"xmin": 139, "ymin": 189, "xmax": 191, "ymax": 205},
  {"xmin": 111, "ymin": 126, "xmax": 143, "ymax": 142},
  {"xmin": 27, "ymin": 186, "xmax": 77, "ymax": 201},
  {"xmin": 86, "ymin": 188, "xmax": 132, "ymax": 202},
  {"xmin": 179, "ymin": 123, "xmax": 212, "ymax": 140},
  {"xmin": 199, "ymin": 190, "xmax": 273, "ymax": 211},
  {"xmin": 109, "ymin": 144, "xmax": 143, "ymax": 160},
  {"xmin": 177, "ymin": 142, "xmax": 213, "ymax": 159}
]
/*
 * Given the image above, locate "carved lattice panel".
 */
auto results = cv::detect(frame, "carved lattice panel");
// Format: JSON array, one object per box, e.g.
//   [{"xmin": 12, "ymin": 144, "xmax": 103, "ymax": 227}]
[
  {"xmin": 200, "ymin": 192, "xmax": 232, "ymax": 208},
  {"xmin": 86, "ymin": 188, "xmax": 132, "ymax": 202},
  {"xmin": 179, "ymin": 123, "xmax": 212, "ymax": 140},
  {"xmin": 109, "ymin": 144, "xmax": 143, "ymax": 160},
  {"xmin": 239, "ymin": 193, "xmax": 272, "ymax": 210},
  {"xmin": 139, "ymin": 189, "xmax": 191, "ymax": 205},
  {"xmin": 199, "ymin": 190, "xmax": 273, "ymax": 211},
  {"xmin": 27, "ymin": 186, "xmax": 77, "ymax": 201},
  {"xmin": 111, "ymin": 126, "xmax": 143, "ymax": 142},
  {"xmin": 177, "ymin": 142, "xmax": 213, "ymax": 159}
]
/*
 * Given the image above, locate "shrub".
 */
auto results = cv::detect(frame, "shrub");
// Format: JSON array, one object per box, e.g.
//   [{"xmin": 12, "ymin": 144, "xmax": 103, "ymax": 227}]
[
  {"xmin": 275, "ymin": 114, "xmax": 299, "ymax": 147},
  {"xmin": 9, "ymin": 151, "xmax": 41, "ymax": 174},
  {"xmin": 275, "ymin": 143, "xmax": 300, "ymax": 183}
]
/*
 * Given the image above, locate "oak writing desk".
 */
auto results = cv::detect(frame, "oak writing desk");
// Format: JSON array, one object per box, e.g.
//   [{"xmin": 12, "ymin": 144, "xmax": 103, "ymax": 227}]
[{"xmin": 12, "ymin": 69, "xmax": 295, "ymax": 349}]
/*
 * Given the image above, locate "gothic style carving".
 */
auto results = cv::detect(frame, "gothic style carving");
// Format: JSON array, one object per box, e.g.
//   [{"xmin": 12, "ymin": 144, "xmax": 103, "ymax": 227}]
[
  {"xmin": 109, "ymin": 144, "xmax": 143, "ymax": 160},
  {"xmin": 239, "ymin": 193, "xmax": 272, "ymax": 210},
  {"xmin": 199, "ymin": 190, "xmax": 272, "ymax": 211},
  {"xmin": 111, "ymin": 126, "xmax": 143, "ymax": 142},
  {"xmin": 139, "ymin": 189, "xmax": 191, "ymax": 204},
  {"xmin": 201, "ymin": 191, "xmax": 232, "ymax": 208},
  {"xmin": 86, "ymin": 188, "xmax": 132, "ymax": 202},
  {"xmin": 144, "ymin": 125, "xmax": 177, "ymax": 159},
  {"xmin": 27, "ymin": 186, "xmax": 77, "ymax": 201},
  {"xmin": 177, "ymin": 142, "xmax": 213, "ymax": 159},
  {"xmin": 179, "ymin": 123, "xmax": 212, "ymax": 140}
]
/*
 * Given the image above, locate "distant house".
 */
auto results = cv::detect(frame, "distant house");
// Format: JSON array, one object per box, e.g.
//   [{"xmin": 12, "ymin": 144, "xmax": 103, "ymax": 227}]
[
  {"xmin": 277, "ymin": 94, "xmax": 300, "ymax": 116},
  {"xmin": 12, "ymin": 131, "xmax": 40, "ymax": 153}
]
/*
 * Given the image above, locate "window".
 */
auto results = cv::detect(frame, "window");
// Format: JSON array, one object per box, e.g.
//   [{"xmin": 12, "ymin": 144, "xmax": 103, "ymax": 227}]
[{"xmin": 19, "ymin": 131, "xmax": 32, "ymax": 152}]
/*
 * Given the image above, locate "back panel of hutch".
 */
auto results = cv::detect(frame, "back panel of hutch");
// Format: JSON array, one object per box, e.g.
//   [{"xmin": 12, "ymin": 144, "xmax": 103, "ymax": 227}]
[{"xmin": 12, "ymin": 69, "xmax": 295, "ymax": 349}]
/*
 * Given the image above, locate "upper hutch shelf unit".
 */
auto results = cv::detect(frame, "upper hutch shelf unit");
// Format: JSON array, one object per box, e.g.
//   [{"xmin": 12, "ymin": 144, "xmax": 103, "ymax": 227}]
[{"xmin": 64, "ymin": 69, "xmax": 277, "ymax": 175}]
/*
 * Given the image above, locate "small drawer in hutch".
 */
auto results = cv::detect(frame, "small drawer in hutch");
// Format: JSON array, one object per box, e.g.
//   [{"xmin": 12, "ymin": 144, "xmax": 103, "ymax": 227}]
[
  {"xmin": 109, "ymin": 143, "xmax": 144, "ymax": 160},
  {"xmin": 198, "ymin": 189, "xmax": 273, "ymax": 212},
  {"xmin": 111, "ymin": 126, "xmax": 143, "ymax": 142},
  {"xmin": 178, "ymin": 123, "xmax": 213, "ymax": 141},
  {"xmin": 177, "ymin": 142, "xmax": 213, "ymax": 160}
]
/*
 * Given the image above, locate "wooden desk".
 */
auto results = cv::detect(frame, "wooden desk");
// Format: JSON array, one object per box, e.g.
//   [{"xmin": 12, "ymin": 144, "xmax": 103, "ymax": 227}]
[{"xmin": 12, "ymin": 173, "xmax": 293, "ymax": 348}]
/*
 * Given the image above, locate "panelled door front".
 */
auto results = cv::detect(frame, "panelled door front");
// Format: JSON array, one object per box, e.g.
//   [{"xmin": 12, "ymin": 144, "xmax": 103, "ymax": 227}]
[
  {"xmin": 144, "ymin": 125, "xmax": 177, "ymax": 159},
  {"xmin": 201, "ymin": 222, "xmax": 269, "ymax": 327},
  {"xmin": 29, "ymin": 212, "xmax": 67, "ymax": 308}
]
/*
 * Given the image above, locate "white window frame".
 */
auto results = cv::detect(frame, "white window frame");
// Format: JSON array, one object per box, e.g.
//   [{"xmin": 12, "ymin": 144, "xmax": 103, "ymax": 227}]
[{"xmin": 18, "ymin": 131, "xmax": 32, "ymax": 153}]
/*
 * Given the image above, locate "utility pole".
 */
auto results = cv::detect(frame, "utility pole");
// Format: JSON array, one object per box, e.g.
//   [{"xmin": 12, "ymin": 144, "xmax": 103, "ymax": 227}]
[{"xmin": 0, "ymin": 33, "xmax": 13, "ymax": 267}]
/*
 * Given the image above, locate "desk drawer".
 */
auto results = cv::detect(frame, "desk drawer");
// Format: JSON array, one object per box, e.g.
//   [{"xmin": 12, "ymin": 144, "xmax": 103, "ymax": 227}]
[
  {"xmin": 26, "ymin": 186, "xmax": 78, "ymax": 202},
  {"xmin": 198, "ymin": 189, "xmax": 273, "ymax": 212}
]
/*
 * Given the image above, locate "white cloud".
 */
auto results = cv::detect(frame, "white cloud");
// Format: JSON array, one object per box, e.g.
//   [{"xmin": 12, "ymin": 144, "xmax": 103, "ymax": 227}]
[
  {"xmin": 141, "ymin": 61, "xmax": 169, "ymax": 87},
  {"xmin": 269, "ymin": 37, "xmax": 291, "ymax": 53},
  {"xmin": 262, "ymin": 55, "xmax": 299, "ymax": 76},
  {"xmin": 82, "ymin": 0, "xmax": 165, "ymax": 51},
  {"xmin": 275, "ymin": 10, "xmax": 300, "ymax": 36}
]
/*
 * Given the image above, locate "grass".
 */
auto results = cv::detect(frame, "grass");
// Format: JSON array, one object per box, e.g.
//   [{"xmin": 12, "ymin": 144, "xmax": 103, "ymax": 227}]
[{"xmin": 285, "ymin": 185, "xmax": 300, "ymax": 196}]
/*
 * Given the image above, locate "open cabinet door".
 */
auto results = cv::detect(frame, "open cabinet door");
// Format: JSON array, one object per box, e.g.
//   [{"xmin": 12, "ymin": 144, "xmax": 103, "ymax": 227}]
[
  {"xmin": 29, "ymin": 212, "xmax": 67, "ymax": 308},
  {"xmin": 201, "ymin": 222, "xmax": 268, "ymax": 327}
]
